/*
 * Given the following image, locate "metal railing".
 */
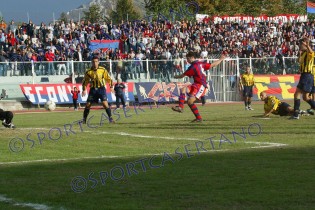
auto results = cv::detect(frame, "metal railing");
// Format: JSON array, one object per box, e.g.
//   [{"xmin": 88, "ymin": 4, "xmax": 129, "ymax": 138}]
[
  {"xmin": 0, "ymin": 56, "xmax": 299, "ymax": 78},
  {"xmin": 0, "ymin": 56, "xmax": 300, "ymax": 101}
]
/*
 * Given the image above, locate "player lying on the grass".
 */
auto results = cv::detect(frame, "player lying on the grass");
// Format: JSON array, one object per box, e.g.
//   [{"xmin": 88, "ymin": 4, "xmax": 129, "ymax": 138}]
[
  {"xmin": 172, "ymin": 51, "xmax": 225, "ymax": 122},
  {"xmin": 0, "ymin": 108, "xmax": 15, "ymax": 128},
  {"xmin": 260, "ymin": 91, "xmax": 308, "ymax": 117}
]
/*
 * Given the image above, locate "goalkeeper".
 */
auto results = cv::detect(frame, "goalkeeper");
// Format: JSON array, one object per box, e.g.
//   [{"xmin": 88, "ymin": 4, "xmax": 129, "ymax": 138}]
[{"xmin": 81, "ymin": 56, "xmax": 115, "ymax": 124}]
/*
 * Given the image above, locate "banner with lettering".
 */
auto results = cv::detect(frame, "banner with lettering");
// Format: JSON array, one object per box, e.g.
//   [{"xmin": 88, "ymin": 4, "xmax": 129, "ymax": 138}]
[
  {"xmin": 253, "ymin": 75, "xmax": 300, "ymax": 100},
  {"xmin": 20, "ymin": 83, "xmax": 135, "ymax": 104},
  {"xmin": 134, "ymin": 81, "xmax": 216, "ymax": 103},
  {"xmin": 204, "ymin": 14, "xmax": 308, "ymax": 24}
]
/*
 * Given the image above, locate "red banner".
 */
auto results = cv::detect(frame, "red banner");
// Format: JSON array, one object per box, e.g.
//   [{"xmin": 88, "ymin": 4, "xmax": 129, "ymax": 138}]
[
  {"xmin": 20, "ymin": 83, "xmax": 135, "ymax": 105},
  {"xmin": 252, "ymin": 75, "xmax": 300, "ymax": 100},
  {"xmin": 199, "ymin": 14, "xmax": 308, "ymax": 24}
]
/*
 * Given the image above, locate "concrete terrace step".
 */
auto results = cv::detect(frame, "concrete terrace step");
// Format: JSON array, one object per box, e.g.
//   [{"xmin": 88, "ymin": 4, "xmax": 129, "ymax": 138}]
[{"xmin": 0, "ymin": 100, "xmax": 26, "ymax": 111}]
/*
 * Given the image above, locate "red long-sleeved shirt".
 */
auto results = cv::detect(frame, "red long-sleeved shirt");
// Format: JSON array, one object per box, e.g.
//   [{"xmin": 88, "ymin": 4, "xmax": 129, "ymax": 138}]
[{"xmin": 71, "ymin": 90, "xmax": 80, "ymax": 100}]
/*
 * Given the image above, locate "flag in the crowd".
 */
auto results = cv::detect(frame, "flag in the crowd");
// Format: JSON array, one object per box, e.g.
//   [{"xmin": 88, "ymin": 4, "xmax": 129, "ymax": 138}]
[
  {"xmin": 307, "ymin": 1, "xmax": 315, "ymax": 13},
  {"xmin": 88, "ymin": 40, "xmax": 120, "ymax": 51}
]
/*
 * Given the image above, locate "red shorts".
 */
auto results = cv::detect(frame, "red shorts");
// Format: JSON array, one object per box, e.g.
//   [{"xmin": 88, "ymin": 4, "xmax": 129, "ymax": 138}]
[{"xmin": 187, "ymin": 83, "xmax": 206, "ymax": 100}]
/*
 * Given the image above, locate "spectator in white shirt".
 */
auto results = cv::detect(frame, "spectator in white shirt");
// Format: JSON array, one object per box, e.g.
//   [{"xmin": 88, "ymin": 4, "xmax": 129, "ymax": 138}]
[{"xmin": 200, "ymin": 48, "xmax": 208, "ymax": 59}]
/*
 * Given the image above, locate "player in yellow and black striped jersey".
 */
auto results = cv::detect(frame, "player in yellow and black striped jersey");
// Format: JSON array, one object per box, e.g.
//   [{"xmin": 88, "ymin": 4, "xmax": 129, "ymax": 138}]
[
  {"xmin": 260, "ymin": 92, "xmax": 308, "ymax": 117},
  {"xmin": 239, "ymin": 66, "xmax": 255, "ymax": 110},
  {"xmin": 308, "ymin": 71, "xmax": 315, "ymax": 114},
  {"xmin": 292, "ymin": 37, "xmax": 315, "ymax": 119},
  {"xmin": 81, "ymin": 56, "xmax": 115, "ymax": 124}
]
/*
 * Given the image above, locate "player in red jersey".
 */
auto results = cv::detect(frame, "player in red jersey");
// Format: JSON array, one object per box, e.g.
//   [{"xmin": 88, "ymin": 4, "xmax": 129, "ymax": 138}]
[{"xmin": 172, "ymin": 51, "xmax": 226, "ymax": 122}]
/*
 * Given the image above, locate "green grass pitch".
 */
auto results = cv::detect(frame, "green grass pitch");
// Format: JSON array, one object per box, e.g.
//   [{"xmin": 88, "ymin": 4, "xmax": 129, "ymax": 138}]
[{"xmin": 0, "ymin": 101, "xmax": 315, "ymax": 210}]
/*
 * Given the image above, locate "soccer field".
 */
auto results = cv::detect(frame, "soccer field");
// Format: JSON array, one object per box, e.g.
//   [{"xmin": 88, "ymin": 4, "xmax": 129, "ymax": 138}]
[{"xmin": 0, "ymin": 102, "xmax": 315, "ymax": 210}]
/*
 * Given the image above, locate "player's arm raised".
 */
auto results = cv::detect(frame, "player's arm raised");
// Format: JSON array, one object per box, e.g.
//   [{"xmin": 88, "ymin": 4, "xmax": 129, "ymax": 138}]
[
  {"xmin": 303, "ymin": 38, "xmax": 313, "ymax": 54},
  {"xmin": 210, "ymin": 54, "xmax": 226, "ymax": 68}
]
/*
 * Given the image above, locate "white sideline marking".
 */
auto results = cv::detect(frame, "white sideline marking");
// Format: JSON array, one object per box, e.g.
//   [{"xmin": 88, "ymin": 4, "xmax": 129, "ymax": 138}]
[
  {"xmin": 89, "ymin": 131, "xmax": 287, "ymax": 145},
  {"xmin": 0, "ymin": 131, "xmax": 287, "ymax": 165},
  {"xmin": 16, "ymin": 128, "xmax": 50, "ymax": 131},
  {"xmin": 15, "ymin": 110, "xmax": 73, "ymax": 115},
  {"xmin": 88, "ymin": 131, "xmax": 200, "ymax": 141},
  {"xmin": 0, "ymin": 155, "xmax": 120, "ymax": 165},
  {"xmin": 6, "ymin": 128, "xmax": 285, "ymax": 148},
  {"xmin": 245, "ymin": 141, "xmax": 287, "ymax": 148},
  {"xmin": 0, "ymin": 194, "xmax": 53, "ymax": 210}
]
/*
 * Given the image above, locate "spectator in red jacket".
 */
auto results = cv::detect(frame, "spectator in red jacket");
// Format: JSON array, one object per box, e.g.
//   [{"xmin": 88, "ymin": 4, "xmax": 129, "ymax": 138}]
[
  {"xmin": 45, "ymin": 49, "xmax": 55, "ymax": 75},
  {"xmin": 71, "ymin": 87, "xmax": 80, "ymax": 110}
]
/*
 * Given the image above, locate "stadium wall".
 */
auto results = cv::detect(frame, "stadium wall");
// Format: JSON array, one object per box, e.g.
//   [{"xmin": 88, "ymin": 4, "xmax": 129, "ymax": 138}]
[{"xmin": 0, "ymin": 57, "xmax": 302, "ymax": 110}]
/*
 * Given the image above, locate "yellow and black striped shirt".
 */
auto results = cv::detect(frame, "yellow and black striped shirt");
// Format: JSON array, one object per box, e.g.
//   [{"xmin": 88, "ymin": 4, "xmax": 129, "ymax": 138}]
[
  {"xmin": 240, "ymin": 73, "xmax": 255, "ymax": 86},
  {"xmin": 299, "ymin": 51, "xmax": 315, "ymax": 73},
  {"xmin": 82, "ymin": 66, "xmax": 113, "ymax": 91},
  {"xmin": 264, "ymin": 96, "xmax": 281, "ymax": 115}
]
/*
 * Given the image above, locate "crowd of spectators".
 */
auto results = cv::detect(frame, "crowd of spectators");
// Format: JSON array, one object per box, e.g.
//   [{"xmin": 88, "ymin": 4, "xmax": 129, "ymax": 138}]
[{"xmin": 0, "ymin": 16, "xmax": 314, "ymax": 79}]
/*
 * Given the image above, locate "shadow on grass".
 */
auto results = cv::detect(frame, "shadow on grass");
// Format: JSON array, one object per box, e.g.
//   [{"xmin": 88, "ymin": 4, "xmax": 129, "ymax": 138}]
[{"xmin": 1, "ymin": 147, "xmax": 315, "ymax": 210}]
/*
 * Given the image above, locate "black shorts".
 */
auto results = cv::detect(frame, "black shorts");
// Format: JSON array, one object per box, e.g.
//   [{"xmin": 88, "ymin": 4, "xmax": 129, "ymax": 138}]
[
  {"xmin": 87, "ymin": 87, "xmax": 108, "ymax": 103},
  {"xmin": 297, "ymin": 73, "xmax": 314, "ymax": 93},
  {"xmin": 243, "ymin": 86, "xmax": 253, "ymax": 97},
  {"xmin": 278, "ymin": 102, "xmax": 291, "ymax": 116},
  {"xmin": 0, "ymin": 110, "xmax": 13, "ymax": 123}
]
